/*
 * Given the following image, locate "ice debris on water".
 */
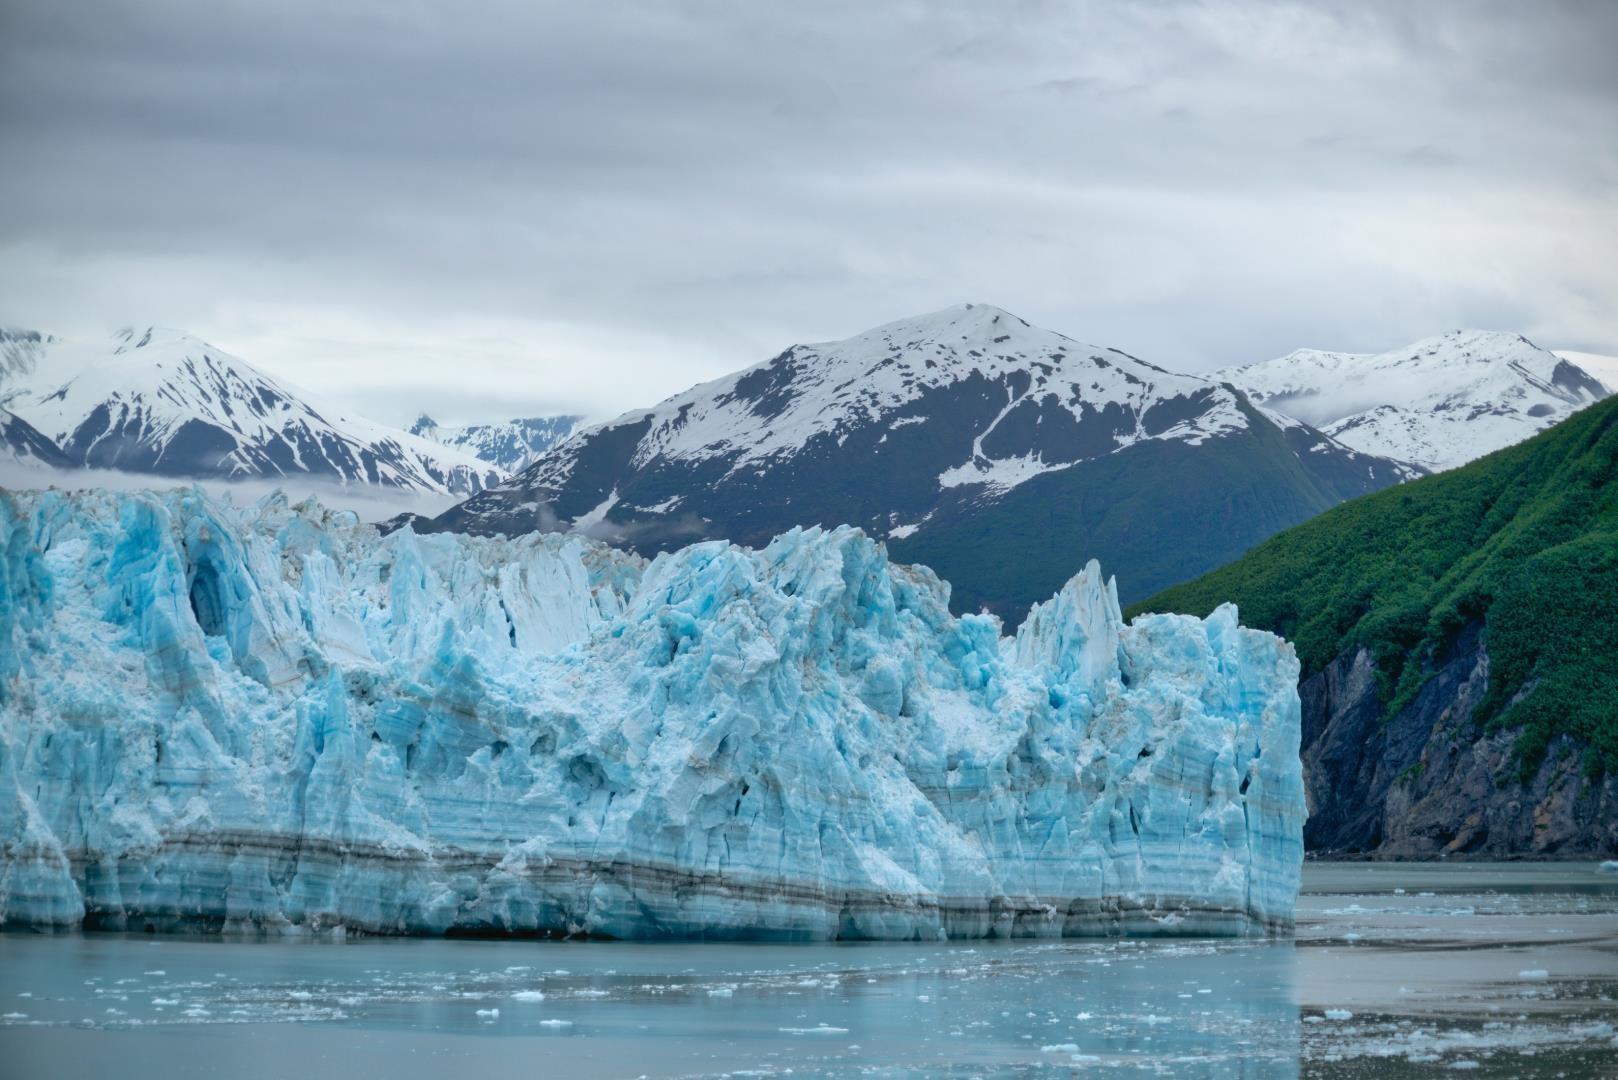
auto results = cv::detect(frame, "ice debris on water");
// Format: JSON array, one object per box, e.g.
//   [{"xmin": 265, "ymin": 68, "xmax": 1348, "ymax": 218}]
[
  {"xmin": 0, "ymin": 488, "xmax": 1304, "ymax": 940},
  {"xmin": 511, "ymin": 991, "xmax": 546, "ymax": 1002}
]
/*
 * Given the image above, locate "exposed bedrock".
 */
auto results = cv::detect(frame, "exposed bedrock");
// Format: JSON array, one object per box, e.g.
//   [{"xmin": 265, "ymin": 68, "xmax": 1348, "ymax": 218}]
[{"xmin": 1301, "ymin": 626, "xmax": 1618, "ymax": 858}]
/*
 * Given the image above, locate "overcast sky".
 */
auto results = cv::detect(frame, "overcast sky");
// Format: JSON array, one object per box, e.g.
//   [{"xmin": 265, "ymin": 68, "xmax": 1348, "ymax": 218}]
[{"xmin": 2, "ymin": 1, "xmax": 1614, "ymax": 426}]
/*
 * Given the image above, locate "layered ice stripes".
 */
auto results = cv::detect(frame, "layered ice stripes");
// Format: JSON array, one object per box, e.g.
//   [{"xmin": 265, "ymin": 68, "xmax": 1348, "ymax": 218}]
[{"xmin": 0, "ymin": 488, "xmax": 1304, "ymax": 939}]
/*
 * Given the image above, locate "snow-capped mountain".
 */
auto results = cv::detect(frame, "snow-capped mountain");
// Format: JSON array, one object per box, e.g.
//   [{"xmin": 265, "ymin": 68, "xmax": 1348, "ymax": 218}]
[
  {"xmin": 1556, "ymin": 350, "xmax": 1618, "ymax": 394},
  {"xmin": 0, "ymin": 325, "xmax": 500, "ymax": 495},
  {"xmin": 0, "ymin": 406, "xmax": 71, "ymax": 470},
  {"xmin": 409, "ymin": 412, "xmax": 582, "ymax": 473},
  {"xmin": 1219, "ymin": 330, "xmax": 1609, "ymax": 473},
  {"xmin": 431, "ymin": 303, "xmax": 1411, "ymax": 618},
  {"xmin": 0, "ymin": 329, "xmax": 76, "ymax": 470}
]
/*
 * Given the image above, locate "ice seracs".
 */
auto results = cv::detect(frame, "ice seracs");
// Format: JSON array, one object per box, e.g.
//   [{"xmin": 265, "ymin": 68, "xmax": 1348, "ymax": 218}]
[{"xmin": 0, "ymin": 485, "xmax": 1304, "ymax": 939}]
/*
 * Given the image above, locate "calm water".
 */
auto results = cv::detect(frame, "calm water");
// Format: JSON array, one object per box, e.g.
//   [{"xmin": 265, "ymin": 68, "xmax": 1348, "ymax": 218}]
[{"xmin": 2, "ymin": 864, "xmax": 1615, "ymax": 1078}]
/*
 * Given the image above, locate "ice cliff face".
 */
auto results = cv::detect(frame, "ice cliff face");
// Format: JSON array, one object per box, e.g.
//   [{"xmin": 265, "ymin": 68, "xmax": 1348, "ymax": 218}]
[{"xmin": 0, "ymin": 488, "xmax": 1304, "ymax": 939}]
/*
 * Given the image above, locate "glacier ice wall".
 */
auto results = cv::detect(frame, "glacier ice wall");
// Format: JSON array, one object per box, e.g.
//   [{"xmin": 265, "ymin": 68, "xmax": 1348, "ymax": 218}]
[{"xmin": 0, "ymin": 488, "xmax": 1304, "ymax": 939}]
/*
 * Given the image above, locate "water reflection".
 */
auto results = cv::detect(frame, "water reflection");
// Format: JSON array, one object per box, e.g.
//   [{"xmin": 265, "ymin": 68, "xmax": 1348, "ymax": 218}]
[{"xmin": 0, "ymin": 933, "xmax": 1304, "ymax": 1077}]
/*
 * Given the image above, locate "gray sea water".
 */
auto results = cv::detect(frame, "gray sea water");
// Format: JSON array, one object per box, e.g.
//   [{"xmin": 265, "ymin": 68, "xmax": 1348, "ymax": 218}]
[{"xmin": 1, "ymin": 863, "xmax": 1615, "ymax": 1078}]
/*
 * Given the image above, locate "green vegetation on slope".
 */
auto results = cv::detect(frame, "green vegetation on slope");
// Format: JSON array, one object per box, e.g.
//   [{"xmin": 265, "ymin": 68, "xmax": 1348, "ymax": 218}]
[{"xmin": 1132, "ymin": 395, "xmax": 1618, "ymax": 777}]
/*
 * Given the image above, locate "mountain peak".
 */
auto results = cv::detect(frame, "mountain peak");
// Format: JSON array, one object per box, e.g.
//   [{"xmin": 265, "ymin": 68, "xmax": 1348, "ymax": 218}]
[
  {"xmin": 1219, "ymin": 328, "xmax": 1610, "ymax": 472},
  {"xmin": 834, "ymin": 302, "xmax": 1043, "ymax": 351},
  {"xmin": 1401, "ymin": 328, "xmax": 1543, "ymax": 356},
  {"xmin": 1, "ymin": 324, "xmax": 500, "ymax": 494}
]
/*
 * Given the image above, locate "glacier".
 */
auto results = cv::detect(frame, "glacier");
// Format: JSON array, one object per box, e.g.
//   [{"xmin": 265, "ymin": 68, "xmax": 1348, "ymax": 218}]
[{"xmin": 0, "ymin": 487, "xmax": 1304, "ymax": 940}]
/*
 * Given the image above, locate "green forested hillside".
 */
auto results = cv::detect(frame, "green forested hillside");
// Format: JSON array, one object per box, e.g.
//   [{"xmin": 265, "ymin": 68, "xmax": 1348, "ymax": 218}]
[{"xmin": 1133, "ymin": 395, "xmax": 1618, "ymax": 777}]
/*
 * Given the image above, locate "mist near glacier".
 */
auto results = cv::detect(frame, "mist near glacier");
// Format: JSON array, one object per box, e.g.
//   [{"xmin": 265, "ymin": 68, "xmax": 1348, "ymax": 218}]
[{"xmin": 0, "ymin": 461, "xmax": 457, "ymax": 524}]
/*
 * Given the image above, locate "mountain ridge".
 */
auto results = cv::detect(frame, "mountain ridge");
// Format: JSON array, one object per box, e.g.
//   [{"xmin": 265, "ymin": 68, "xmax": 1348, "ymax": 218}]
[
  {"xmin": 427, "ymin": 303, "xmax": 1413, "ymax": 619},
  {"xmin": 1219, "ymin": 329, "xmax": 1609, "ymax": 472},
  {"xmin": 409, "ymin": 412, "xmax": 582, "ymax": 473},
  {"xmin": 0, "ymin": 325, "xmax": 500, "ymax": 496}
]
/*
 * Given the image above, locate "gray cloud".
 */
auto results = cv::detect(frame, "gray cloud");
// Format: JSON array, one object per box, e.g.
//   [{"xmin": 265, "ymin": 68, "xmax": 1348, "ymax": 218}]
[{"xmin": 2, "ymin": 0, "xmax": 1614, "ymax": 426}]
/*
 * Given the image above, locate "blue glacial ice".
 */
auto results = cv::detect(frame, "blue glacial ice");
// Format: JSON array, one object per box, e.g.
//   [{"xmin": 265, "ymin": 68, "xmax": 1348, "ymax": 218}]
[{"xmin": 0, "ymin": 488, "xmax": 1304, "ymax": 939}]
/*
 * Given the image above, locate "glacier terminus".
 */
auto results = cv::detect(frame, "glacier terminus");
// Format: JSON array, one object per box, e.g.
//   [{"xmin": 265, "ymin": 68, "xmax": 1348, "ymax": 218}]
[{"xmin": 0, "ymin": 488, "xmax": 1304, "ymax": 940}]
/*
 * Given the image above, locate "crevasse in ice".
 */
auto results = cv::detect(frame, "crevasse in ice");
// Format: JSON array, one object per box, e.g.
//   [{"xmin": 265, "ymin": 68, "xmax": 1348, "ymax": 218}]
[{"xmin": 0, "ymin": 488, "xmax": 1304, "ymax": 939}]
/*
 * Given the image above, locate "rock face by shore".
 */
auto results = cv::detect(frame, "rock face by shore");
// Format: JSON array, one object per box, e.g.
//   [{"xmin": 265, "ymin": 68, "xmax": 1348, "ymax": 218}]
[
  {"xmin": 0, "ymin": 488, "xmax": 1305, "ymax": 939},
  {"xmin": 1300, "ymin": 628, "xmax": 1618, "ymax": 859}
]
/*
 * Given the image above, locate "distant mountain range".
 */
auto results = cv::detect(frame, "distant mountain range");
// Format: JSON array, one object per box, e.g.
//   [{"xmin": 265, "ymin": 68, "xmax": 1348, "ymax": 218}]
[
  {"xmin": 0, "ymin": 404, "xmax": 71, "ymax": 470},
  {"xmin": 409, "ymin": 413, "xmax": 582, "ymax": 473},
  {"xmin": 427, "ymin": 303, "xmax": 1413, "ymax": 618},
  {"xmin": 0, "ymin": 326, "xmax": 499, "ymax": 495},
  {"xmin": 1219, "ymin": 330, "xmax": 1609, "ymax": 473}
]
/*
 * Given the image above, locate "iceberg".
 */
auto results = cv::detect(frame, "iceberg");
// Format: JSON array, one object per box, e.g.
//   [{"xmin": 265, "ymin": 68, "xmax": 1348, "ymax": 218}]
[{"xmin": 0, "ymin": 487, "xmax": 1304, "ymax": 939}]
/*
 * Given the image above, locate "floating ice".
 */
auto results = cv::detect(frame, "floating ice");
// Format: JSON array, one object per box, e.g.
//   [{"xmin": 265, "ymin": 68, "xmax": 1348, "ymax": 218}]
[
  {"xmin": 511, "ymin": 991, "xmax": 546, "ymax": 1002},
  {"xmin": 1517, "ymin": 970, "xmax": 1549, "ymax": 981},
  {"xmin": 1324, "ymin": 1009, "xmax": 1354, "ymax": 1021},
  {"xmin": 0, "ymin": 488, "xmax": 1304, "ymax": 940}
]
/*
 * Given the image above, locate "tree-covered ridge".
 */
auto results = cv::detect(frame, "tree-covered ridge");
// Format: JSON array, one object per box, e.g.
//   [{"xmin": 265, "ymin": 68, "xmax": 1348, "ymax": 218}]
[{"xmin": 1133, "ymin": 394, "xmax": 1618, "ymax": 776}]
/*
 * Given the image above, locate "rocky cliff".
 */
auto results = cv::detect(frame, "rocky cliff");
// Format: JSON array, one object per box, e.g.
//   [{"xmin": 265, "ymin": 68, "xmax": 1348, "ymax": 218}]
[{"xmin": 1301, "ymin": 625, "xmax": 1617, "ymax": 857}]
